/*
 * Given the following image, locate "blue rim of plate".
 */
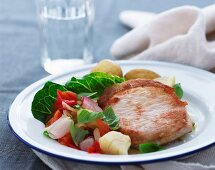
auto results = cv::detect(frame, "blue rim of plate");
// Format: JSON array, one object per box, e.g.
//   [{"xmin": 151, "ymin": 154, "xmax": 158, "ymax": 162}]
[{"xmin": 7, "ymin": 60, "xmax": 215, "ymax": 165}]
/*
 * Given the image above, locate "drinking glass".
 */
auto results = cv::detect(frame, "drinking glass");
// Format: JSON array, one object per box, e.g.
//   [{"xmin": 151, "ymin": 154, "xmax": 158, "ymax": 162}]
[{"xmin": 36, "ymin": 0, "xmax": 94, "ymax": 74}]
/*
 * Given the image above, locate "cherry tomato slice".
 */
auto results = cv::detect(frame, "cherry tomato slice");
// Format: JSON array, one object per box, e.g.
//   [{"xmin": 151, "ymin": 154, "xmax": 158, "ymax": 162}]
[
  {"xmin": 55, "ymin": 90, "xmax": 77, "ymax": 109},
  {"xmin": 87, "ymin": 140, "xmax": 101, "ymax": 154},
  {"xmin": 58, "ymin": 133, "xmax": 78, "ymax": 149},
  {"xmin": 96, "ymin": 119, "xmax": 110, "ymax": 136},
  {"xmin": 46, "ymin": 109, "xmax": 62, "ymax": 127}
]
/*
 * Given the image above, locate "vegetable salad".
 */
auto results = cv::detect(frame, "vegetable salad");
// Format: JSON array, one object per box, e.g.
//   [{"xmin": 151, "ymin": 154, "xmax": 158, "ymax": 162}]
[{"xmin": 32, "ymin": 60, "xmax": 184, "ymax": 155}]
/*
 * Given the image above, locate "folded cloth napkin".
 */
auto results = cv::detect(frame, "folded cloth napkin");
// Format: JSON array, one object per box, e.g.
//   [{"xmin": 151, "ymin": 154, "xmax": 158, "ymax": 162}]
[
  {"xmin": 33, "ymin": 150, "xmax": 121, "ymax": 170},
  {"xmin": 33, "ymin": 5, "xmax": 215, "ymax": 170},
  {"xmin": 34, "ymin": 145, "xmax": 215, "ymax": 170},
  {"xmin": 111, "ymin": 5, "xmax": 215, "ymax": 70}
]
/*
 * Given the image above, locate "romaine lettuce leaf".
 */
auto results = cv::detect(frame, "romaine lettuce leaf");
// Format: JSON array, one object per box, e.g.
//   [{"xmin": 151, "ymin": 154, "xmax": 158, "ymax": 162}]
[
  {"xmin": 31, "ymin": 81, "xmax": 67, "ymax": 123},
  {"xmin": 65, "ymin": 72, "xmax": 125, "ymax": 97}
]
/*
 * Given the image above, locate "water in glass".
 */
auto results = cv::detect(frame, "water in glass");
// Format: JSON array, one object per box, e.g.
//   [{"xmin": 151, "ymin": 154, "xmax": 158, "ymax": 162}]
[{"xmin": 38, "ymin": 0, "xmax": 94, "ymax": 74}]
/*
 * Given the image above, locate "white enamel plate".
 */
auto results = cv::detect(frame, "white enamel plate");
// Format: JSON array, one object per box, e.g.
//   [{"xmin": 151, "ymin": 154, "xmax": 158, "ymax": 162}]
[{"xmin": 8, "ymin": 61, "xmax": 215, "ymax": 164}]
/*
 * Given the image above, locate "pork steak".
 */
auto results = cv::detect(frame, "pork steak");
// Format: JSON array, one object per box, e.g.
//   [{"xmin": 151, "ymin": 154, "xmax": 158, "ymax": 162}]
[{"xmin": 98, "ymin": 79, "xmax": 193, "ymax": 146}]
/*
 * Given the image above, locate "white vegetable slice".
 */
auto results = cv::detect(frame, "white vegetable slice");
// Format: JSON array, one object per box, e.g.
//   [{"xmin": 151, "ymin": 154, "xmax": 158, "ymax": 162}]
[
  {"xmin": 45, "ymin": 115, "xmax": 72, "ymax": 139},
  {"xmin": 93, "ymin": 128, "xmax": 100, "ymax": 141},
  {"xmin": 154, "ymin": 76, "xmax": 175, "ymax": 87},
  {"xmin": 99, "ymin": 131, "xmax": 131, "ymax": 155}
]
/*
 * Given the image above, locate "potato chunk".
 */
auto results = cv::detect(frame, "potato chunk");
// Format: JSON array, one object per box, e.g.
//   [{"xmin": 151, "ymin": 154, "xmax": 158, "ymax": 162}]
[
  {"xmin": 125, "ymin": 69, "xmax": 160, "ymax": 80},
  {"xmin": 91, "ymin": 59, "xmax": 123, "ymax": 77},
  {"xmin": 99, "ymin": 131, "xmax": 131, "ymax": 155}
]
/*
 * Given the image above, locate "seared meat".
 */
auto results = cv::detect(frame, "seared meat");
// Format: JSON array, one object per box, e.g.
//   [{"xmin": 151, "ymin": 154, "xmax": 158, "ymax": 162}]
[{"xmin": 98, "ymin": 79, "xmax": 193, "ymax": 146}]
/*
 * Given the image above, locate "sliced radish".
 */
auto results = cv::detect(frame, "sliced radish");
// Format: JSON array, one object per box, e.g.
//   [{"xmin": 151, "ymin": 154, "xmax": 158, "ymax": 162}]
[
  {"xmin": 81, "ymin": 96, "xmax": 102, "ymax": 112},
  {"xmin": 79, "ymin": 137, "xmax": 94, "ymax": 151},
  {"xmin": 45, "ymin": 115, "xmax": 72, "ymax": 139}
]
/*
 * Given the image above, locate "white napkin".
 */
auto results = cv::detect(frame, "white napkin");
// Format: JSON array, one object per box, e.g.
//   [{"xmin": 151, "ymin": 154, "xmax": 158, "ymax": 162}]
[
  {"xmin": 34, "ymin": 145, "xmax": 215, "ymax": 170},
  {"xmin": 111, "ymin": 5, "xmax": 215, "ymax": 70},
  {"xmin": 33, "ymin": 150, "xmax": 120, "ymax": 170}
]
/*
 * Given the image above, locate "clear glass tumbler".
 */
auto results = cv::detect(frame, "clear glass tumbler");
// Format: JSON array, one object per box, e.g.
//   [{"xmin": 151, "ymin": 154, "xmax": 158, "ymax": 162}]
[{"xmin": 36, "ymin": 0, "xmax": 94, "ymax": 74}]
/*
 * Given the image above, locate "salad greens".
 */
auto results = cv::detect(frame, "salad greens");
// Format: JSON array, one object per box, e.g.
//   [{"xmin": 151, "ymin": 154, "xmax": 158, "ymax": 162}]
[
  {"xmin": 173, "ymin": 83, "xmax": 183, "ymax": 99},
  {"xmin": 77, "ymin": 106, "xmax": 120, "ymax": 130},
  {"xmin": 77, "ymin": 109, "xmax": 103, "ymax": 124},
  {"xmin": 102, "ymin": 106, "xmax": 120, "ymax": 130},
  {"xmin": 65, "ymin": 72, "xmax": 125, "ymax": 97},
  {"xmin": 70, "ymin": 120, "xmax": 89, "ymax": 146},
  {"xmin": 31, "ymin": 81, "xmax": 67, "ymax": 123},
  {"xmin": 31, "ymin": 73, "xmax": 123, "ymax": 124},
  {"xmin": 139, "ymin": 143, "xmax": 163, "ymax": 153}
]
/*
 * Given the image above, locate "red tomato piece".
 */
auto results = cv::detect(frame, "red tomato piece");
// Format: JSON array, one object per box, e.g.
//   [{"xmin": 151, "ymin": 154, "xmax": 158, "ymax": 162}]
[
  {"xmin": 96, "ymin": 119, "xmax": 110, "ymax": 136},
  {"xmin": 46, "ymin": 109, "xmax": 62, "ymax": 127},
  {"xmin": 87, "ymin": 140, "xmax": 102, "ymax": 154},
  {"xmin": 58, "ymin": 133, "xmax": 78, "ymax": 149},
  {"xmin": 58, "ymin": 90, "xmax": 77, "ymax": 101},
  {"xmin": 64, "ymin": 100, "xmax": 76, "ymax": 106},
  {"xmin": 55, "ymin": 90, "xmax": 77, "ymax": 109}
]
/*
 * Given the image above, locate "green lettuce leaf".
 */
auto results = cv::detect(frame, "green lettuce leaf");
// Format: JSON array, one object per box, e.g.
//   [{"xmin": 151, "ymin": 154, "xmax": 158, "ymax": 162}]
[
  {"xmin": 65, "ymin": 72, "xmax": 125, "ymax": 97},
  {"xmin": 70, "ymin": 121, "xmax": 89, "ymax": 146},
  {"xmin": 31, "ymin": 81, "xmax": 67, "ymax": 123},
  {"xmin": 173, "ymin": 83, "xmax": 183, "ymax": 99},
  {"xmin": 139, "ymin": 143, "xmax": 163, "ymax": 153},
  {"xmin": 102, "ymin": 106, "xmax": 120, "ymax": 130},
  {"xmin": 77, "ymin": 109, "xmax": 103, "ymax": 124},
  {"xmin": 77, "ymin": 106, "xmax": 120, "ymax": 130}
]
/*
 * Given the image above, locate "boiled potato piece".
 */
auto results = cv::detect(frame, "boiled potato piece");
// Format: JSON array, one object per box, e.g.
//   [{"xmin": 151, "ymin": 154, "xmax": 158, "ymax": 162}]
[
  {"xmin": 125, "ymin": 69, "xmax": 160, "ymax": 80},
  {"xmin": 154, "ymin": 76, "xmax": 175, "ymax": 87},
  {"xmin": 91, "ymin": 59, "xmax": 123, "ymax": 77},
  {"xmin": 99, "ymin": 131, "xmax": 131, "ymax": 155}
]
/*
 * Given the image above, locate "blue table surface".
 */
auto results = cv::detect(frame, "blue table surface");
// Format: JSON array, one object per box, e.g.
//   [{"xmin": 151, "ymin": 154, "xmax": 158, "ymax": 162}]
[{"xmin": 0, "ymin": 0, "xmax": 214, "ymax": 169}]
